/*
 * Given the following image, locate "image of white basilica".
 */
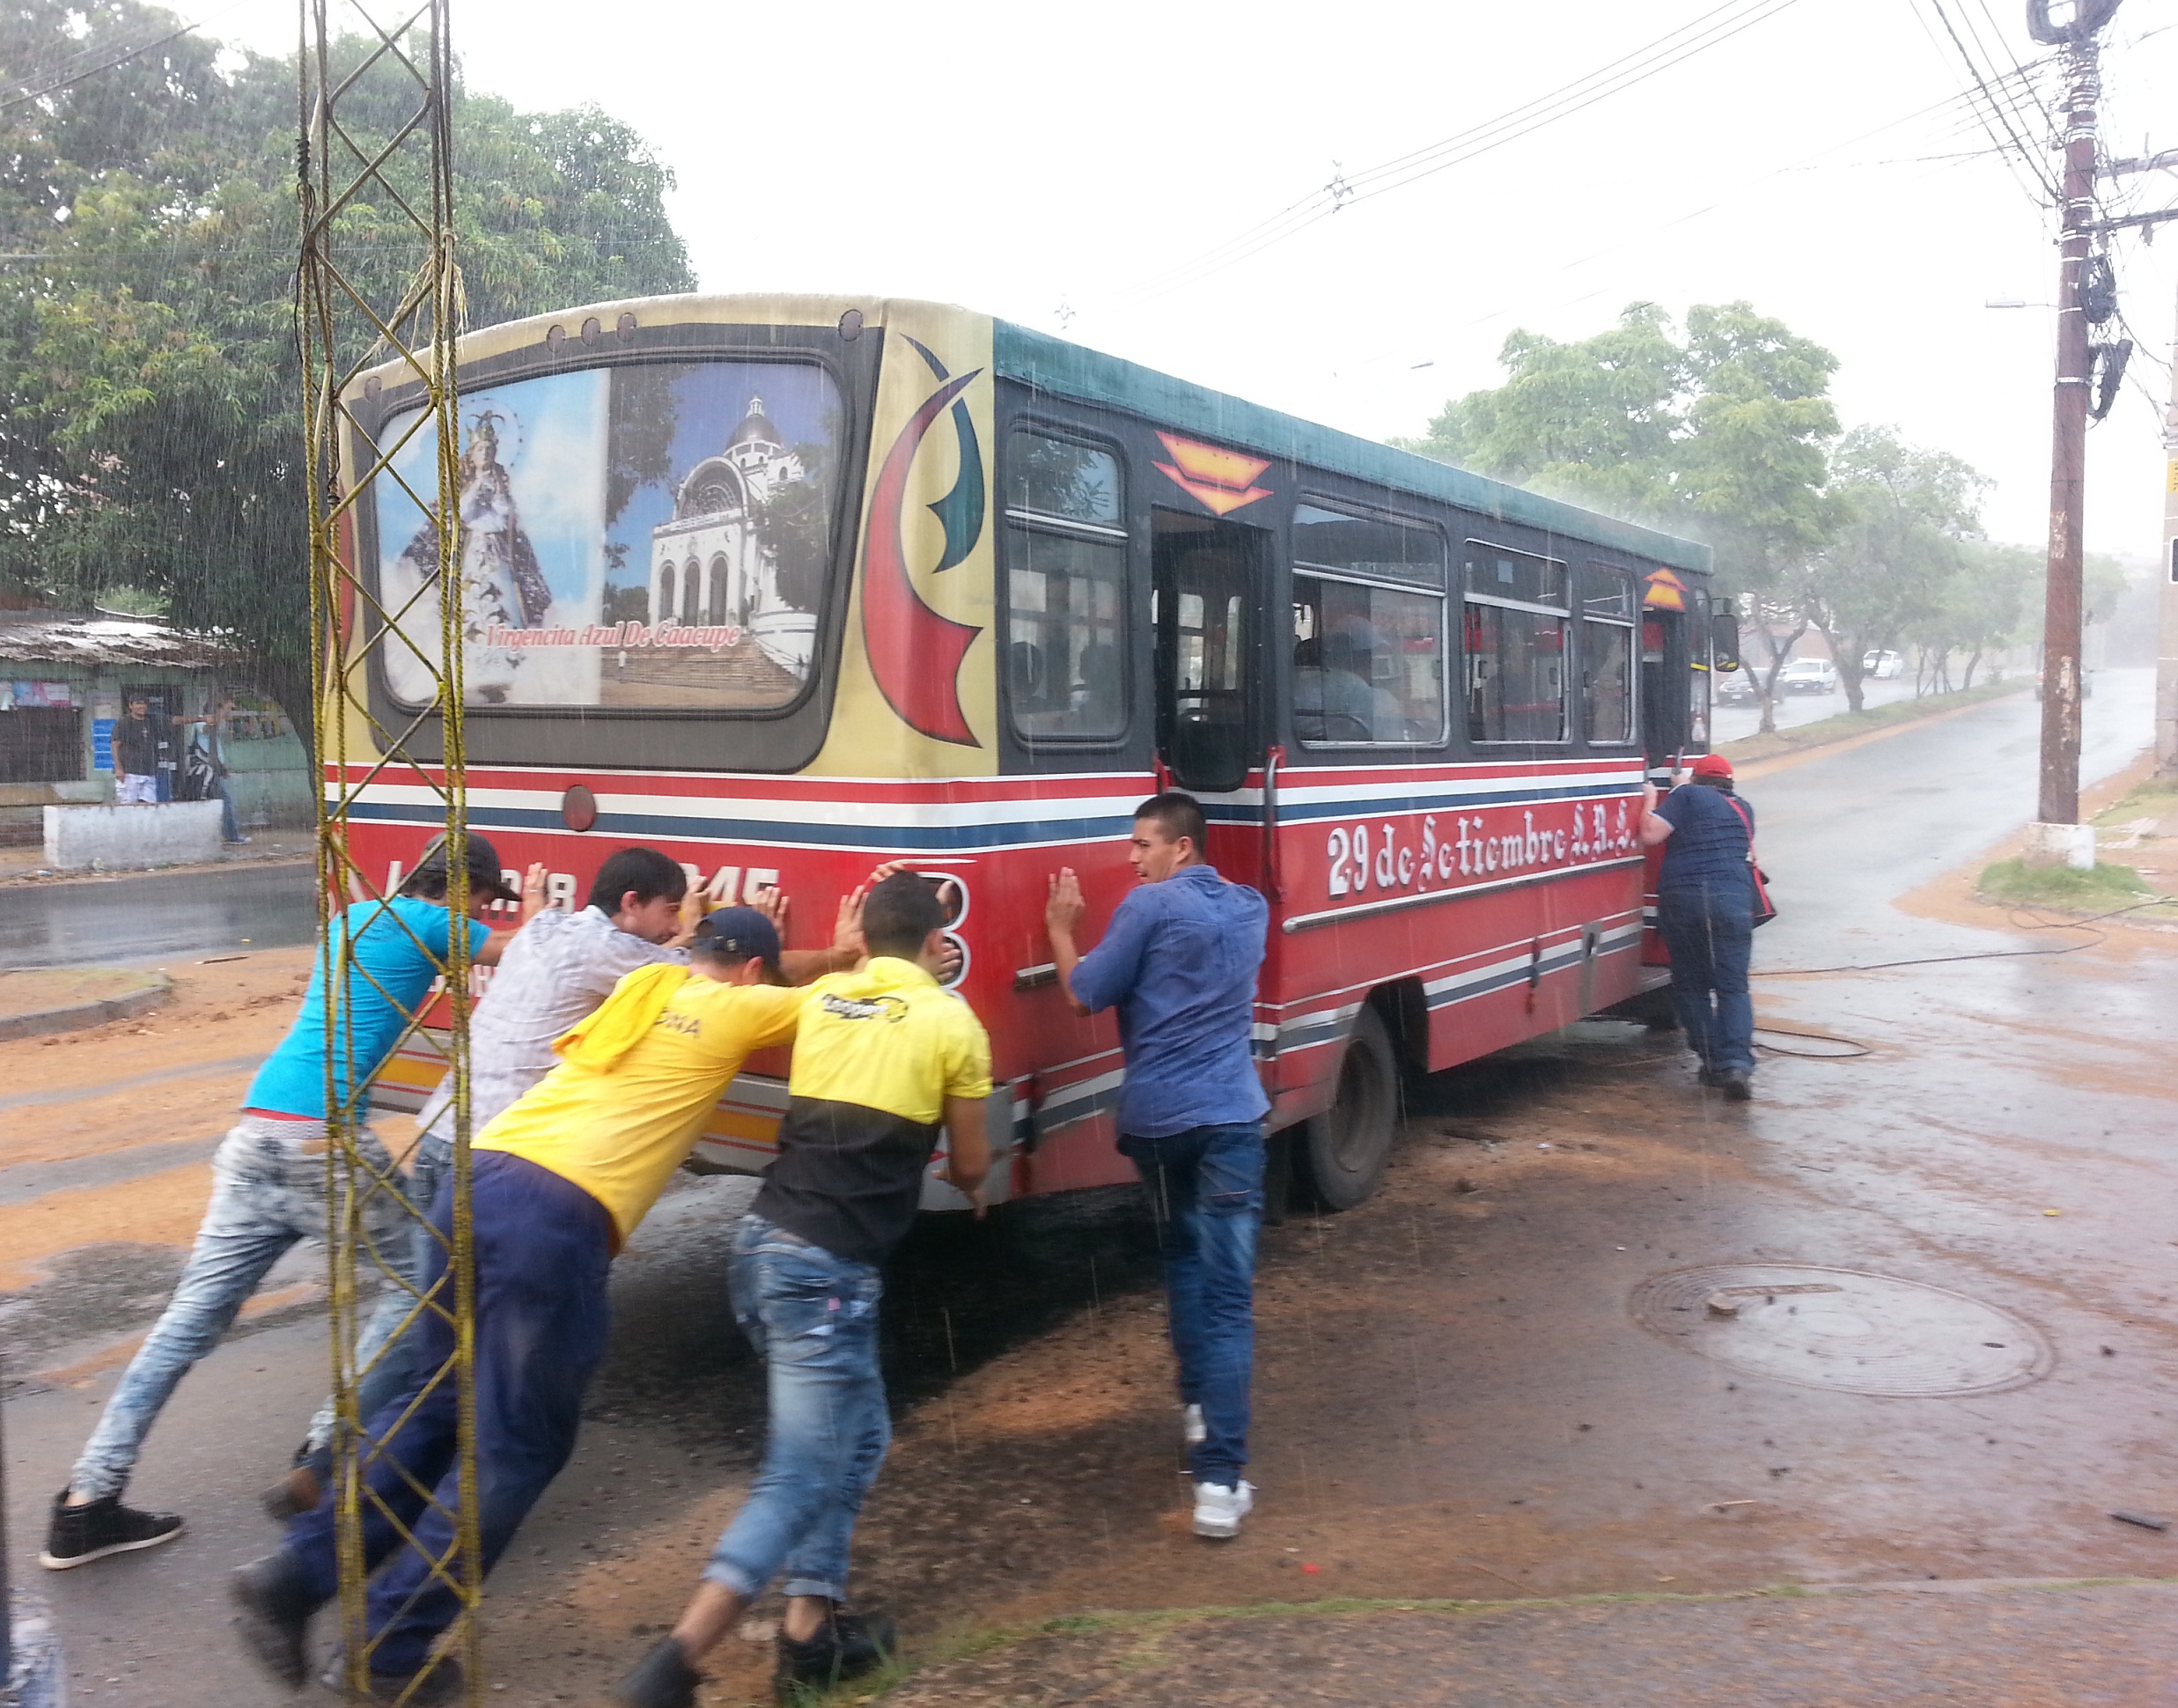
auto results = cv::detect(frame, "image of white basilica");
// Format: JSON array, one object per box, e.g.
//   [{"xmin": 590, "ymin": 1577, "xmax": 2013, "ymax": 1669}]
[{"xmin": 647, "ymin": 396, "xmax": 818, "ymax": 679}]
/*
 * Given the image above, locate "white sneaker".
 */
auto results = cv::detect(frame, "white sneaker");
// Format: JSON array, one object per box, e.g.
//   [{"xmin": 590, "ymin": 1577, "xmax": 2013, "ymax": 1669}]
[
  {"xmin": 1192, "ymin": 1479, "xmax": 1254, "ymax": 1540},
  {"xmin": 1182, "ymin": 1403, "xmax": 1205, "ymax": 1447}
]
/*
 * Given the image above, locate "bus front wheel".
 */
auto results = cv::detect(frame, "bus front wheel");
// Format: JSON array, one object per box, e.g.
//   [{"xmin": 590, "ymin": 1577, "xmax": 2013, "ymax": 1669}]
[{"xmin": 1298, "ymin": 1005, "xmax": 1400, "ymax": 1211}]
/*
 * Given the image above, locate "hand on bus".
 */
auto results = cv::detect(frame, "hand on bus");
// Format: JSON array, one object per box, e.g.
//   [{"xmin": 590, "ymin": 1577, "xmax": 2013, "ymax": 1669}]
[
  {"xmin": 747, "ymin": 883, "xmax": 788, "ymax": 933},
  {"xmin": 675, "ymin": 878, "xmax": 710, "ymax": 941},
  {"xmin": 519, "ymin": 861, "xmax": 549, "ymax": 923},
  {"xmin": 1045, "ymin": 868, "xmax": 1086, "ymax": 940},
  {"xmin": 833, "ymin": 884, "xmax": 870, "ymax": 962}
]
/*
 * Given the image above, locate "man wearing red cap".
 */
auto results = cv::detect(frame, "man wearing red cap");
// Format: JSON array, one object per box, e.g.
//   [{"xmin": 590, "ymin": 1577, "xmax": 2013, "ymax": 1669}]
[{"xmin": 1637, "ymin": 754, "xmax": 1760, "ymax": 1101}]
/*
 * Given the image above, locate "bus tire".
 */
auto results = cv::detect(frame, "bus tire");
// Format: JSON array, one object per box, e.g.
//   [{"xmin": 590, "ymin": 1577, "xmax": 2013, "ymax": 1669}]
[{"xmin": 1298, "ymin": 1005, "xmax": 1400, "ymax": 1211}]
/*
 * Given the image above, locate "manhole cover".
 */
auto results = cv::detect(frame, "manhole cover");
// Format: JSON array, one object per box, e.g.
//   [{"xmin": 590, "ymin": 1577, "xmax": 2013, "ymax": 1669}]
[{"xmin": 1630, "ymin": 1264, "xmax": 2053, "ymax": 1397}]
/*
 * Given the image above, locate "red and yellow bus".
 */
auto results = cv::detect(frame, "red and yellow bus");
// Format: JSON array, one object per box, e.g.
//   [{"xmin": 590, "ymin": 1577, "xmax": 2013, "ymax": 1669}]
[{"xmin": 338, "ymin": 293, "xmax": 1731, "ymax": 1212}]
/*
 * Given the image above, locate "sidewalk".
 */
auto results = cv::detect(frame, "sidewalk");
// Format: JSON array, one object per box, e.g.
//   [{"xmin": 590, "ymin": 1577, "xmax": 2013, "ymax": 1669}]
[
  {"xmin": 882, "ymin": 1579, "xmax": 2178, "ymax": 1707},
  {"xmin": 0, "ymin": 837, "xmax": 310, "ymax": 886},
  {"xmin": 0, "ymin": 965, "xmax": 169, "ymax": 1040}
]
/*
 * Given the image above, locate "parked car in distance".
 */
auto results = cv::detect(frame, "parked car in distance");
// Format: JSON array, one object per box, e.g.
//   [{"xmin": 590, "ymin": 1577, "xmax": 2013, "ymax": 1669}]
[
  {"xmin": 1714, "ymin": 667, "xmax": 1759, "ymax": 705},
  {"xmin": 1861, "ymin": 649, "xmax": 1903, "ymax": 679},
  {"xmin": 1778, "ymin": 657, "xmax": 1839, "ymax": 695}
]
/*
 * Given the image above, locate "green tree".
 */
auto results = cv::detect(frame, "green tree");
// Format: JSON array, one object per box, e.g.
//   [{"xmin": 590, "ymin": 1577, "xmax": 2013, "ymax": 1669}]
[
  {"xmin": 0, "ymin": 0, "xmax": 693, "ymax": 739},
  {"xmin": 1912, "ymin": 539, "xmax": 2036, "ymax": 691},
  {"xmin": 1802, "ymin": 426, "xmax": 1986, "ymax": 711},
  {"xmin": 1402, "ymin": 301, "xmax": 1839, "ymax": 733}
]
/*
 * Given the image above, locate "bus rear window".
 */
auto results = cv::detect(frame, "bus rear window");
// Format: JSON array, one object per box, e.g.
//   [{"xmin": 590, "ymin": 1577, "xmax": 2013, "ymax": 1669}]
[{"xmin": 372, "ymin": 359, "xmax": 842, "ymax": 712}]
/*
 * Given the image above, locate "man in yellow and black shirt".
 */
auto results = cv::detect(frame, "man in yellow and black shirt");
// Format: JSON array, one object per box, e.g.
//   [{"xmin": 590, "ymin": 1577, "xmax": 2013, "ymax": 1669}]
[
  {"xmin": 616, "ymin": 873, "xmax": 992, "ymax": 1708},
  {"xmin": 233, "ymin": 899, "xmax": 861, "ymax": 1701}
]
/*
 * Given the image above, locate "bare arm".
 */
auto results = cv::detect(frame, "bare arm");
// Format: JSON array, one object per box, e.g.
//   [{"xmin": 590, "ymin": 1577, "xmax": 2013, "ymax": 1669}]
[
  {"xmin": 777, "ymin": 880, "xmax": 865, "ymax": 983},
  {"xmin": 1043, "ymin": 868, "xmax": 1091, "ymax": 1016},
  {"xmin": 517, "ymin": 860, "xmax": 549, "ymax": 924},
  {"xmin": 1636, "ymin": 782, "xmax": 1674, "ymax": 849},
  {"xmin": 938, "ymin": 1093, "xmax": 990, "ymax": 1207},
  {"xmin": 666, "ymin": 873, "xmax": 710, "ymax": 947}
]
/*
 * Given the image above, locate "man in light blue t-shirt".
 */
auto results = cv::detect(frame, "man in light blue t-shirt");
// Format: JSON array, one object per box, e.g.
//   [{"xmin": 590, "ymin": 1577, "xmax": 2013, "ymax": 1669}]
[{"xmin": 41, "ymin": 833, "xmax": 539, "ymax": 1572}]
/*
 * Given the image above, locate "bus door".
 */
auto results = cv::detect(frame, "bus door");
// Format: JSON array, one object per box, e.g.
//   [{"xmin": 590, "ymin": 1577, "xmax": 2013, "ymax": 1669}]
[
  {"xmin": 1638, "ymin": 571, "xmax": 1694, "ymax": 771},
  {"xmin": 1151, "ymin": 510, "xmax": 1266, "ymax": 820}
]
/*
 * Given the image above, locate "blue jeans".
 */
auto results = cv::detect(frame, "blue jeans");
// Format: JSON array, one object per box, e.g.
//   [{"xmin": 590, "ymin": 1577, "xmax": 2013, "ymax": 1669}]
[
  {"xmin": 1120, "ymin": 1122, "xmax": 1263, "ymax": 1487},
  {"xmin": 1659, "ymin": 878, "xmax": 1756, "ymax": 1075},
  {"xmin": 215, "ymin": 777, "xmax": 242, "ymax": 843},
  {"xmin": 703, "ymin": 1215, "xmax": 888, "ymax": 1604},
  {"xmin": 69, "ymin": 1115, "xmax": 403, "ymax": 1501},
  {"xmin": 282, "ymin": 1152, "xmax": 614, "ymax": 1677},
  {"xmin": 304, "ymin": 1136, "xmax": 451, "ymax": 1462}
]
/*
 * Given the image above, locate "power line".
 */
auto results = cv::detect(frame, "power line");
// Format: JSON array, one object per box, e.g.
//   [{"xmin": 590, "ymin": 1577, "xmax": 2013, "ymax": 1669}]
[
  {"xmin": 1102, "ymin": 0, "xmax": 1806, "ymax": 306},
  {"xmin": 1913, "ymin": 0, "xmax": 2063, "ymax": 204},
  {"xmin": 0, "ymin": 8, "xmax": 229, "ymax": 117}
]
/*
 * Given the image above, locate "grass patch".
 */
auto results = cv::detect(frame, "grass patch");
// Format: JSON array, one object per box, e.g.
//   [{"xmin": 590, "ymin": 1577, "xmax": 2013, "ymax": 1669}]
[
  {"xmin": 1976, "ymin": 857, "xmax": 2156, "ymax": 910},
  {"xmin": 1718, "ymin": 677, "xmax": 2026, "ymax": 764},
  {"xmin": 2092, "ymin": 774, "xmax": 2178, "ymax": 828},
  {"xmin": 853, "ymin": 1577, "xmax": 2178, "ymax": 1699}
]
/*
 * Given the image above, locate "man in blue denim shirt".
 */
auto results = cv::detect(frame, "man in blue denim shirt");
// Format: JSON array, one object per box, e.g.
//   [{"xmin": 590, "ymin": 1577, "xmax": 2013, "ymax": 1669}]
[{"xmin": 1045, "ymin": 791, "xmax": 1269, "ymax": 1540}]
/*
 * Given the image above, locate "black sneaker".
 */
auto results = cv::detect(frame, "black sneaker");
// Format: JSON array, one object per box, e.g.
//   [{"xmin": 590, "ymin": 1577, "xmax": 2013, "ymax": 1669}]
[
  {"xmin": 1718, "ymin": 1070, "xmax": 1754, "ymax": 1102},
  {"xmin": 231, "ymin": 1550, "xmax": 318, "ymax": 1688},
  {"xmin": 612, "ymin": 1635, "xmax": 703, "ymax": 1708},
  {"xmin": 1696, "ymin": 1066, "xmax": 1726, "ymax": 1088},
  {"xmin": 776, "ymin": 1609, "xmax": 897, "ymax": 1701},
  {"xmin": 40, "ymin": 1491, "xmax": 183, "ymax": 1569},
  {"xmin": 319, "ymin": 1647, "xmax": 464, "ymax": 1704}
]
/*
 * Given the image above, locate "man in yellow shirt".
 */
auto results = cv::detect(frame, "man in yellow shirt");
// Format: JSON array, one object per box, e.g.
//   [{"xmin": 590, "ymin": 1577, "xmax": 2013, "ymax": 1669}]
[
  {"xmin": 232, "ymin": 898, "xmax": 858, "ymax": 1701},
  {"xmin": 614, "ymin": 873, "xmax": 992, "ymax": 1708}
]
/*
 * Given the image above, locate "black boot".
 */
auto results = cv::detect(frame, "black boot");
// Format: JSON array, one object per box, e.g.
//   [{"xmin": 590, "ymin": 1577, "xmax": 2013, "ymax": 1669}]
[
  {"xmin": 231, "ymin": 1550, "xmax": 320, "ymax": 1689},
  {"xmin": 613, "ymin": 1635, "xmax": 703, "ymax": 1708},
  {"xmin": 775, "ymin": 1608, "xmax": 897, "ymax": 1701}
]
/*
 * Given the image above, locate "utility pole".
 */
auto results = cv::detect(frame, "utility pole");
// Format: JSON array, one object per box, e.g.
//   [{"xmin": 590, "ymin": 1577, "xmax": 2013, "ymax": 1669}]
[
  {"xmin": 2028, "ymin": 27, "xmax": 2102, "ymax": 850},
  {"xmin": 2160, "ymin": 274, "xmax": 2178, "ymax": 777}
]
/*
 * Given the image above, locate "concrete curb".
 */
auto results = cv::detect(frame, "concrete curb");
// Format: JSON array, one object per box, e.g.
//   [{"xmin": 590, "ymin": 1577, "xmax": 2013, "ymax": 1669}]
[{"xmin": 0, "ymin": 975, "xmax": 171, "ymax": 1042}]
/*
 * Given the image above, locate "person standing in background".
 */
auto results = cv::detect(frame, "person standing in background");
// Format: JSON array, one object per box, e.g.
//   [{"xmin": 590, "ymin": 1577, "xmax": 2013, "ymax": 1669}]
[{"xmin": 111, "ymin": 694, "xmax": 162, "ymax": 804}]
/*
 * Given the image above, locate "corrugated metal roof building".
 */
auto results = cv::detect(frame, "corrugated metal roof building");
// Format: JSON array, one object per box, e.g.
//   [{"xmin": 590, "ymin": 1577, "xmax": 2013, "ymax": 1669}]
[{"xmin": 0, "ymin": 612, "xmax": 310, "ymax": 841}]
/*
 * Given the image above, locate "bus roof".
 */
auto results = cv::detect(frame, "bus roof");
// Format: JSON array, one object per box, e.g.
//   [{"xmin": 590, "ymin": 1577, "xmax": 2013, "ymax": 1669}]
[{"xmin": 994, "ymin": 319, "xmax": 1713, "ymax": 578}]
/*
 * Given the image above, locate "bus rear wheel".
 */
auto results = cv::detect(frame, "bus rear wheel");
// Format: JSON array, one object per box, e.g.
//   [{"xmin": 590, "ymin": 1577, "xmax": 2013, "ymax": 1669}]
[{"xmin": 1298, "ymin": 1005, "xmax": 1400, "ymax": 1211}]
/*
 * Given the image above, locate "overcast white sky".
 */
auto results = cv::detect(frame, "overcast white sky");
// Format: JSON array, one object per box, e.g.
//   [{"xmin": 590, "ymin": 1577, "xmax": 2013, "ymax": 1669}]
[{"xmin": 223, "ymin": 0, "xmax": 2178, "ymax": 557}]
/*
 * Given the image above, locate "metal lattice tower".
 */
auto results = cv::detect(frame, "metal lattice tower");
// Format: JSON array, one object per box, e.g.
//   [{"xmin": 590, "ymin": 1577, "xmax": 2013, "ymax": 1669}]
[{"xmin": 297, "ymin": 1, "xmax": 480, "ymax": 1698}]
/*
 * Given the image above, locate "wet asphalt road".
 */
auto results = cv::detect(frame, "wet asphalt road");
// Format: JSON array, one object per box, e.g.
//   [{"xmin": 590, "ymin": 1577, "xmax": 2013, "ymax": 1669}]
[
  {"xmin": 0, "ymin": 862, "xmax": 319, "ymax": 971},
  {"xmin": 1709, "ymin": 668, "xmax": 1922, "ymax": 744},
  {"xmin": 1, "ymin": 669, "xmax": 2167, "ymax": 1705}
]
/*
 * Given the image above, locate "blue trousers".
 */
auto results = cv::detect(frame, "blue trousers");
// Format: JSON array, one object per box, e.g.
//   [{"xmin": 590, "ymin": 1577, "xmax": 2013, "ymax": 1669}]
[
  {"xmin": 283, "ymin": 1152, "xmax": 613, "ymax": 1676},
  {"xmin": 1120, "ymin": 1122, "xmax": 1264, "ymax": 1486},
  {"xmin": 1659, "ymin": 878, "xmax": 1757, "ymax": 1076},
  {"xmin": 703, "ymin": 1216, "xmax": 889, "ymax": 1603}
]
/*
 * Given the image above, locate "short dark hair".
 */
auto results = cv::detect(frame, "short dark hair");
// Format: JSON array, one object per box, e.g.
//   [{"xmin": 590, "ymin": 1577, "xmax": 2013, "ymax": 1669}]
[
  {"xmin": 585, "ymin": 846, "xmax": 688, "ymax": 914},
  {"xmin": 1134, "ymin": 791, "xmax": 1206, "ymax": 851},
  {"xmin": 862, "ymin": 872, "xmax": 945, "ymax": 961}
]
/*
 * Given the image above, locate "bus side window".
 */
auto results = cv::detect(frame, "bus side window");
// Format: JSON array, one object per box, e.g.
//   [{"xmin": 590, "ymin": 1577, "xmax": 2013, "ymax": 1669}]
[
  {"xmin": 1463, "ymin": 541, "xmax": 1569, "ymax": 744},
  {"xmin": 1003, "ymin": 430, "xmax": 1129, "ymax": 741},
  {"xmin": 1578, "ymin": 567, "xmax": 1636, "ymax": 746},
  {"xmin": 1291, "ymin": 501, "xmax": 1446, "ymax": 748}
]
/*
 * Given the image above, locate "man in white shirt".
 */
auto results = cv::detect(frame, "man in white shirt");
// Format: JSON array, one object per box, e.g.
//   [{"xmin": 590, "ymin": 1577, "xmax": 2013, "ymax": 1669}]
[{"xmin": 271, "ymin": 845, "xmax": 709, "ymax": 1516}]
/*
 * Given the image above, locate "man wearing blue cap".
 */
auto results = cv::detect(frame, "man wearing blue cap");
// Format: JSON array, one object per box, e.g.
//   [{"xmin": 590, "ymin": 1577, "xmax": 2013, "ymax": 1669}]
[{"xmin": 232, "ymin": 890, "xmax": 871, "ymax": 1702}]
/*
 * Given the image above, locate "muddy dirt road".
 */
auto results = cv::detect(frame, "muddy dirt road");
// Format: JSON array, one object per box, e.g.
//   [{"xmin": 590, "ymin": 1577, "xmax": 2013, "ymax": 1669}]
[{"xmin": 3, "ymin": 672, "xmax": 2170, "ymax": 1704}]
